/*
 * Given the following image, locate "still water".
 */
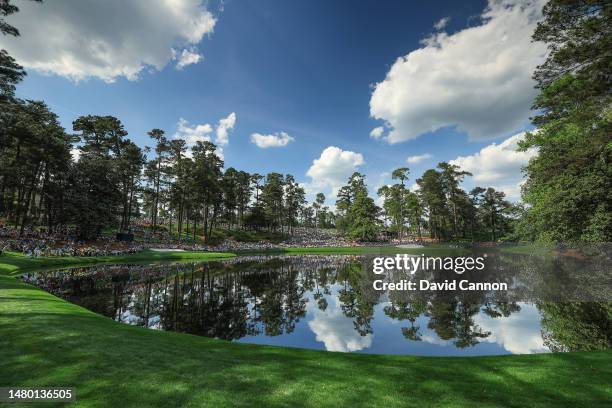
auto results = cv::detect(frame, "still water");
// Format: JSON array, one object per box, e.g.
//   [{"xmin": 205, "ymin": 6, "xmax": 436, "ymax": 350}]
[{"xmin": 24, "ymin": 252, "xmax": 611, "ymax": 356}]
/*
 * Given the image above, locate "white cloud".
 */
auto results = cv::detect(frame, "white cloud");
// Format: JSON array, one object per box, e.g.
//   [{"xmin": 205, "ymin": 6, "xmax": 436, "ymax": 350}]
[
  {"xmin": 406, "ymin": 153, "xmax": 433, "ymax": 165},
  {"xmin": 369, "ymin": 0, "xmax": 548, "ymax": 143},
  {"xmin": 0, "ymin": 0, "xmax": 216, "ymax": 82},
  {"xmin": 420, "ymin": 332, "xmax": 453, "ymax": 346},
  {"xmin": 308, "ymin": 295, "xmax": 372, "ymax": 352},
  {"xmin": 474, "ymin": 303, "xmax": 549, "ymax": 354},
  {"xmin": 450, "ymin": 132, "xmax": 537, "ymax": 183},
  {"xmin": 70, "ymin": 148, "xmax": 81, "ymax": 162},
  {"xmin": 373, "ymin": 171, "xmax": 391, "ymax": 190},
  {"xmin": 174, "ymin": 118, "xmax": 213, "ymax": 147},
  {"xmin": 174, "ymin": 47, "xmax": 203, "ymax": 70},
  {"xmin": 250, "ymin": 132, "xmax": 295, "ymax": 148},
  {"xmin": 305, "ymin": 146, "xmax": 365, "ymax": 199},
  {"xmin": 434, "ymin": 17, "xmax": 450, "ymax": 30},
  {"xmin": 215, "ymin": 112, "xmax": 236, "ymax": 146},
  {"xmin": 450, "ymin": 131, "xmax": 537, "ymax": 200},
  {"xmin": 174, "ymin": 113, "xmax": 236, "ymax": 147},
  {"xmin": 369, "ymin": 126, "xmax": 385, "ymax": 139},
  {"xmin": 173, "ymin": 114, "xmax": 236, "ymax": 160}
]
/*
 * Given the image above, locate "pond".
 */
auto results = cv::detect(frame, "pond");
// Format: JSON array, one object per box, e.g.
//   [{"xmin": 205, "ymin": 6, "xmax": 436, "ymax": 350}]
[{"xmin": 22, "ymin": 251, "xmax": 612, "ymax": 356}]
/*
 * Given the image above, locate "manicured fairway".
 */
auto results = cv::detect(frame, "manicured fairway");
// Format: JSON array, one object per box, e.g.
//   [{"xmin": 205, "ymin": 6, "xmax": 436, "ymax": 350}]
[{"xmin": 1, "ymin": 251, "xmax": 610, "ymax": 407}]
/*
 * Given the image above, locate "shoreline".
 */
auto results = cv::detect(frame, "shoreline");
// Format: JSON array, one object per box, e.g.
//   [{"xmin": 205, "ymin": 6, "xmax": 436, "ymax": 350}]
[{"xmin": 0, "ymin": 246, "xmax": 473, "ymax": 277}]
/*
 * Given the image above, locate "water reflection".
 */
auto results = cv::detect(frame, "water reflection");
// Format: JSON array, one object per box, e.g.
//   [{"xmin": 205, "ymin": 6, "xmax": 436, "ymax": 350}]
[
  {"xmin": 308, "ymin": 294, "xmax": 373, "ymax": 352},
  {"xmin": 474, "ymin": 304, "xmax": 547, "ymax": 354},
  {"xmin": 23, "ymin": 253, "xmax": 611, "ymax": 356}
]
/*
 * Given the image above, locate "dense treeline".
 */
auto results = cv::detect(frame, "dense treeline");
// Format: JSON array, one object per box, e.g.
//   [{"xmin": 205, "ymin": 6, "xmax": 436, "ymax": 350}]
[
  {"xmin": 0, "ymin": 106, "xmax": 319, "ymax": 239},
  {"xmin": 334, "ymin": 166, "xmax": 517, "ymax": 242},
  {"xmin": 1, "ymin": 0, "xmax": 609, "ymax": 243}
]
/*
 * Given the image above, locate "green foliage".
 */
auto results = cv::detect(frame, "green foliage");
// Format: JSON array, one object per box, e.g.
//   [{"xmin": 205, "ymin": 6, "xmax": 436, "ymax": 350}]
[
  {"xmin": 0, "ymin": 1, "xmax": 39, "ymax": 101},
  {"xmin": 336, "ymin": 172, "xmax": 380, "ymax": 241},
  {"xmin": 0, "ymin": 101, "xmax": 74, "ymax": 232},
  {"xmin": 539, "ymin": 302, "xmax": 612, "ymax": 352},
  {"xmin": 417, "ymin": 169, "xmax": 450, "ymax": 240},
  {"xmin": 346, "ymin": 190, "xmax": 379, "ymax": 241},
  {"xmin": 519, "ymin": 0, "xmax": 612, "ymax": 242},
  {"xmin": 70, "ymin": 115, "xmax": 144, "ymax": 239}
]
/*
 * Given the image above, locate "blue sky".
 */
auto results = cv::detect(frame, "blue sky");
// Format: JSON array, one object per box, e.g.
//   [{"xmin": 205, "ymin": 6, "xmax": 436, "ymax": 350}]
[{"xmin": 3, "ymin": 0, "xmax": 545, "ymax": 204}]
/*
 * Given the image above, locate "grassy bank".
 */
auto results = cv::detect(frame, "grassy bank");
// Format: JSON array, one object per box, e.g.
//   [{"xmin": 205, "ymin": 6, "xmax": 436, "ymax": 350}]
[
  {"xmin": 1, "ymin": 251, "xmax": 611, "ymax": 407},
  {"xmin": 0, "ymin": 250, "xmax": 236, "ymax": 277}
]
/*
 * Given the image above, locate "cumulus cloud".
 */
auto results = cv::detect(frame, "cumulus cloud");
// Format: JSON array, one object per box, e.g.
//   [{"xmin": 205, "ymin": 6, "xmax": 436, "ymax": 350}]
[
  {"xmin": 215, "ymin": 112, "xmax": 236, "ymax": 146},
  {"xmin": 474, "ymin": 303, "xmax": 549, "ymax": 354},
  {"xmin": 174, "ymin": 118, "xmax": 213, "ymax": 147},
  {"xmin": 250, "ymin": 132, "xmax": 295, "ymax": 148},
  {"xmin": 369, "ymin": 0, "xmax": 547, "ymax": 143},
  {"xmin": 174, "ymin": 47, "xmax": 203, "ymax": 70},
  {"xmin": 173, "ymin": 113, "xmax": 236, "ymax": 160},
  {"xmin": 450, "ymin": 131, "xmax": 537, "ymax": 200},
  {"xmin": 450, "ymin": 132, "xmax": 537, "ymax": 182},
  {"xmin": 0, "ymin": 0, "xmax": 216, "ymax": 82},
  {"xmin": 305, "ymin": 146, "xmax": 365, "ymax": 199},
  {"xmin": 308, "ymin": 295, "xmax": 372, "ymax": 352},
  {"xmin": 434, "ymin": 16, "xmax": 450, "ymax": 30},
  {"xmin": 406, "ymin": 153, "xmax": 433, "ymax": 165},
  {"xmin": 369, "ymin": 126, "xmax": 385, "ymax": 139}
]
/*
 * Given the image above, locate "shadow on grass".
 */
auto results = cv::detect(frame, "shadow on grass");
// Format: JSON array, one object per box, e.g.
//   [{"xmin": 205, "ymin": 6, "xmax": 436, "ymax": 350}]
[{"xmin": 1, "ymin": 305, "xmax": 611, "ymax": 407}]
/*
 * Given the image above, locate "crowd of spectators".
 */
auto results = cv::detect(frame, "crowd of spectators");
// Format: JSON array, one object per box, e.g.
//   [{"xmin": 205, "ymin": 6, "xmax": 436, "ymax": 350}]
[
  {"xmin": 1, "ymin": 223, "xmax": 430, "ymax": 259},
  {"xmin": 0, "ymin": 226, "xmax": 144, "ymax": 258}
]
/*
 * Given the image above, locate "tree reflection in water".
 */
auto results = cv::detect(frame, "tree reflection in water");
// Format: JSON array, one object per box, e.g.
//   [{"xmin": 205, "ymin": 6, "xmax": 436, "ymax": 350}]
[{"xmin": 25, "ymin": 253, "xmax": 612, "ymax": 355}]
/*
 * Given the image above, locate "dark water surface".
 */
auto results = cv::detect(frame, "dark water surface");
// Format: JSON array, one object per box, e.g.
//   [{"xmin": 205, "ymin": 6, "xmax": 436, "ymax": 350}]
[{"xmin": 23, "ymin": 252, "xmax": 612, "ymax": 356}]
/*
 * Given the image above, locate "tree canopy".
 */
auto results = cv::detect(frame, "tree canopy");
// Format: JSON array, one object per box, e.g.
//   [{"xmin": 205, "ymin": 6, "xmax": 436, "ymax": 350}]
[{"xmin": 518, "ymin": 0, "xmax": 611, "ymax": 242}]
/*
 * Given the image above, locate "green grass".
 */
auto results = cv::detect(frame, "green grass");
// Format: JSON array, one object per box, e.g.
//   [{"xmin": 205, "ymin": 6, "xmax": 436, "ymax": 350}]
[
  {"xmin": 0, "ymin": 250, "xmax": 236, "ymax": 277},
  {"xmin": 0, "ymin": 250, "xmax": 611, "ymax": 407}
]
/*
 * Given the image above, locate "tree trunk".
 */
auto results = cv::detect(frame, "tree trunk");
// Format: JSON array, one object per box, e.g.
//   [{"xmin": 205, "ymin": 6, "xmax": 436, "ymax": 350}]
[{"xmin": 152, "ymin": 157, "xmax": 161, "ymax": 227}]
